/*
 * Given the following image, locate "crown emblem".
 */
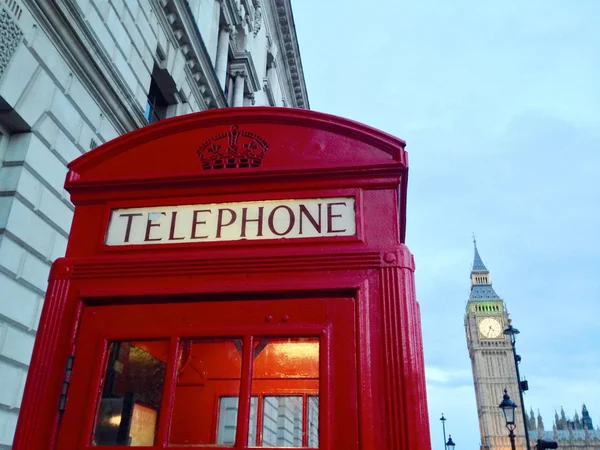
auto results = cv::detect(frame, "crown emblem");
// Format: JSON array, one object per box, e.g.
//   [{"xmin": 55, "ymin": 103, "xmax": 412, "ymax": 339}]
[{"xmin": 197, "ymin": 125, "xmax": 269, "ymax": 170}]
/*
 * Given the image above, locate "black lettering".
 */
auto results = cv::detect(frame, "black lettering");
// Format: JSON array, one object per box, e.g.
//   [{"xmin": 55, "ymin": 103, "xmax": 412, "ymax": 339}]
[
  {"xmin": 216, "ymin": 208, "xmax": 237, "ymax": 238},
  {"xmin": 119, "ymin": 213, "xmax": 143, "ymax": 243},
  {"xmin": 268, "ymin": 205, "xmax": 295, "ymax": 236},
  {"xmin": 144, "ymin": 212, "xmax": 166, "ymax": 241},
  {"xmin": 299, "ymin": 204, "xmax": 322, "ymax": 234},
  {"xmin": 169, "ymin": 211, "xmax": 185, "ymax": 241},
  {"xmin": 241, "ymin": 206, "xmax": 264, "ymax": 238},
  {"xmin": 327, "ymin": 202, "xmax": 347, "ymax": 233},
  {"xmin": 191, "ymin": 209, "xmax": 212, "ymax": 239}
]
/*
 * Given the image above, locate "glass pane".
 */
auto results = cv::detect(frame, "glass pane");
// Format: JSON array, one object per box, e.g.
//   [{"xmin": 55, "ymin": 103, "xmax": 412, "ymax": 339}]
[
  {"xmin": 248, "ymin": 397, "xmax": 259, "ymax": 446},
  {"xmin": 216, "ymin": 396, "xmax": 259, "ymax": 446},
  {"xmin": 262, "ymin": 397, "xmax": 303, "ymax": 447},
  {"xmin": 251, "ymin": 338, "xmax": 319, "ymax": 447},
  {"xmin": 92, "ymin": 341, "xmax": 168, "ymax": 446},
  {"xmin": 217, "ymin": 397, "xmax": 239, "ymax": 445},
  {"xmin": 169, "ymin": 339, "xmax": 243, "ymax": 446},
  {"xmin": 308, "ymin": 396, "xmax": 319, "ymax": 447}
]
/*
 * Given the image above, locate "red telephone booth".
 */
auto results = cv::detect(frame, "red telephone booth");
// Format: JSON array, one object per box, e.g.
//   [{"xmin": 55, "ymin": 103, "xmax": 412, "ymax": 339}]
[{"xmin": 13, "ymin": 108, "xmax": 430, "ymax": 450}]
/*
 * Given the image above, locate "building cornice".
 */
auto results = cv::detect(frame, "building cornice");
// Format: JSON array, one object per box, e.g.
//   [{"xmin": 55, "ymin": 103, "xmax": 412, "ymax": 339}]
[
  {"xmin": 160, "ymin": 0, "xmax": 227, "ymax": 108},
  {"xmin": 268, "ymin": 0, "xmax": 309, "ymax": 109},
  {"xmin": 25, "ymin": 0, "xmax": 147, "ymax": 134},
  {"xmin": 220, "ymin": 0, "xmax": 244, "ymax": 29}
]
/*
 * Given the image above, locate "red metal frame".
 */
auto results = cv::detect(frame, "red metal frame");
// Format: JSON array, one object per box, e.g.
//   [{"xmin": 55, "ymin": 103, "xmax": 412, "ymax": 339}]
[
  {"xmin": 55, "ymin": 299, "xmax": 346, "ymax": 449},
  {"xmin": 13, "ymin": 107, "xmax": 430, "ymax": 449}
]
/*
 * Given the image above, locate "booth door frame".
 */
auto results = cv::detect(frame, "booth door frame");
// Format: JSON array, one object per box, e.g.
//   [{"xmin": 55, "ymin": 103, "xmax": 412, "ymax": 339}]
[{"xmin": 56, "ymin": 297, "xmax": 358, "ymax": 450}]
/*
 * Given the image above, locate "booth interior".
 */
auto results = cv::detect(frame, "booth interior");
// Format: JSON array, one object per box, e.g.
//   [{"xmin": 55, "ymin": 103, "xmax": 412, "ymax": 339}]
[{"xmin": 94, "ymin": 336, "xmax": 319, "ymax": 446}]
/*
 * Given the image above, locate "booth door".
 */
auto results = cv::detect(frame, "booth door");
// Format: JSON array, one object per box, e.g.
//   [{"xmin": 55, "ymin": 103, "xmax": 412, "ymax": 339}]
[{"xmin": 56, "ymin": 298, "xmax": 358, "ymax": 450}]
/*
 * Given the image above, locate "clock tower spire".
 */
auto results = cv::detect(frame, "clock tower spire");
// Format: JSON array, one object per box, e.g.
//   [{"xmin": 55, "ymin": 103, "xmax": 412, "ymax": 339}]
[
  {"xmin": 470, "ymin": 238, "xmax": 499, "ymax": 298},
  {"xmin": 465, "ymin": 239, "xmax": 527, "ymax": 450}
]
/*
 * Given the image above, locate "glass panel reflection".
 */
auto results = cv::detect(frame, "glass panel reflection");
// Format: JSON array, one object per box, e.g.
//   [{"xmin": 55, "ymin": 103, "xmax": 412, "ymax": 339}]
[
  {"xmin": 92, "ymin": 341, "xmax": 168, "ymax": 446},
  {"xmin": 248, "ymin": 397, "xmax": 259, "ymax": 446},
  {"xmin": 262, "ymin": 397, "xmax": 303, "ymax": 447},
  {"xmin": 251, "ymin": 338, "xmax": 319, "ymax": 447},
  {"xmin": 217, "ymin": 397, "xmax": 239, "ymax": 445},
  {"xmin": 216, "ymin": 396, "xmax": 259, "ymax": 446},
  {"xmin": 308, "ymin": 396, "xmax": 319, "ymax": 447},
  {"xmin": 169, "ymin": 339, "xmax": 243, "ymax": 446}
]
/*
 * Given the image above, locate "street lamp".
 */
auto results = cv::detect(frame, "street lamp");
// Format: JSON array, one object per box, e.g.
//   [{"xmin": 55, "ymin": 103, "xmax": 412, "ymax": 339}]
[
  {"xmin": 503, "ymin": 323, "xmax": 531, "ymax": 450},
  {"xmin": 499, "ymin": 389, "xmax": 517, "ymax": 450},
  {"xmin": 440, "ymin": 414, "xmax": 447, "ymax": 450},
  {"xmin": 446, "ymin": 435, "xmax": 456, "ymax": 449}
]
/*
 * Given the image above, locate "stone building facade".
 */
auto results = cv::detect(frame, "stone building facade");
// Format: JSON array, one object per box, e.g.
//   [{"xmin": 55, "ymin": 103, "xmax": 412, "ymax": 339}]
[
  {"xmin": 528, "ymin": 405, "xmax": 600, "ymax": 450},
  {"xmin": 0, "ymin": 0, "xmax": 308, "ymax": 446}
]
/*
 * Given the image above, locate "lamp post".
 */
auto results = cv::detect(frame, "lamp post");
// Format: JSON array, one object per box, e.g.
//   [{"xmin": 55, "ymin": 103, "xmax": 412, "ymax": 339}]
[
  {"xmin": 446, "ymin": 435, "xmax": 456, "ymax": 449},
  {"xmin": 499, "ymin": 389, "xmax": 517, "ymax": 450},
  {"xmin": 440, "ymin": 414, "xmax": 447, "ymax": 450},
  {"xmin": 504, "ymin": 324, "xmax": 531, "ymax": 450}
]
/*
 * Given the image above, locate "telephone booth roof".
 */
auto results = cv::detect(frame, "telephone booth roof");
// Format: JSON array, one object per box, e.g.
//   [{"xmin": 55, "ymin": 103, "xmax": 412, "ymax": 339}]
[
  {"xmin": 68, "ymin": 107, "xmax": 407, "ymax": 181},
  {"xmin": 65, "ymin": 107, "xmax": 408, "ymax": 243}
]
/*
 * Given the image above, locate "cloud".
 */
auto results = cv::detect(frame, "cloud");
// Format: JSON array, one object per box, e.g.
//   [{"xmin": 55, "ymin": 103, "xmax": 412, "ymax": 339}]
[{"xmin": 426, "ymin": 366, "xmax": 473, "ymax": 386}]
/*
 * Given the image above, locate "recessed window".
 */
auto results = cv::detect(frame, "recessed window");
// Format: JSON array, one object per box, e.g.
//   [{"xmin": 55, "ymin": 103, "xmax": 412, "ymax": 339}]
[
  {"xmin": 145, "ymin": 62, "xmax": 178, "ymax": 124},
  {"xmin": 145, "ymin": 78, "xmax": 169, "ymax": 124}
]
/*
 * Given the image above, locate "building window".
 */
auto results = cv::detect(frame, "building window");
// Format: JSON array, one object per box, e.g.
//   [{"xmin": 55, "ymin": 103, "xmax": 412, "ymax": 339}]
[
  {"xmin": 145, "ymin": 78, "xmax": 169, "ymax": 124},
  {"xmin": 145, "ymin": 63, "xmax": 178, "ymax": 124}
]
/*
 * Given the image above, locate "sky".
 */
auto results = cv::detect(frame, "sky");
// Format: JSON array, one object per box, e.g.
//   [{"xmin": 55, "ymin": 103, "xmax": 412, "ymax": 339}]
[{"xmin": 294, "ymin": 1, "xmax": 600, "ymax": 448}]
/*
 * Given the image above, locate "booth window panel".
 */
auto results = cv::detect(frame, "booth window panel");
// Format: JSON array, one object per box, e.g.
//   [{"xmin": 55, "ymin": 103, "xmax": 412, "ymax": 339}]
[
  {"xmin": 247, "ymin": 396, "xmax": 259, "ymax": 446},
  {"xmin": 169, "ymin": 338, "xmax": 243, "ymax": 446},
  {"xmin": 251, "ymin": 338, "xmax": 320, "ymax": 447},
  {"xmin": 217, "ymin": 397, "xmax": 239, "ymax": 445},
  {"xmin": 218, "ymin": 396, "xmax": 259, "ymax": 446},
  {"xmin": 92, "ymin": 340, "xmax": 168, "ymax": 446},
  {"xmin": 307, "ymin": 396, "xmax": 319, "ymax": 448},
  {"xmin": 261, "ymin": 396, "xmax": 303, "ymax": 447}
]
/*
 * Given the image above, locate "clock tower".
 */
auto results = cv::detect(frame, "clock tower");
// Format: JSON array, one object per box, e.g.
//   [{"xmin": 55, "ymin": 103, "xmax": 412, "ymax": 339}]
[{"xmin": 465, "ymin": 240, "xmax": 526, "ymax": 450}]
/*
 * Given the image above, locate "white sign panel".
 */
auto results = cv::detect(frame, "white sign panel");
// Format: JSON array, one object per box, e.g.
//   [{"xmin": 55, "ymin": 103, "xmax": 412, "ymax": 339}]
[{"xmin": 105, "ymin": 197, "xmax": 356, "ymax": 246}]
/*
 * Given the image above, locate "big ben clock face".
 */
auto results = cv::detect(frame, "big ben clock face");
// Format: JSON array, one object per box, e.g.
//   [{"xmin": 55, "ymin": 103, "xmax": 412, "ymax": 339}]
[{"xmin": 478, "ymin": 317, "xmax": 503, "ymax": 339}]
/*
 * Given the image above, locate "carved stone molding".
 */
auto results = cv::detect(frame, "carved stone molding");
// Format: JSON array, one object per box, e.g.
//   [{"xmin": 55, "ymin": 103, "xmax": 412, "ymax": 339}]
[
  {"xmin": 268, "ymin": 0, "xmax": 308, "ymax": 109},
  {"xmin": 220, "ymin": 0, "xmax": 244, "ymax": 29},
  {"xmin": 0, "ymin": 6, "xmax": 23, "ymax": 81},
  {"xmin": 159, "ymin": 0, "xmax": 227, "ymax": 109},
  {"xmin": 262, "ymin": 76, "xmax": 274, "ymax": 105},
  {"xmin": 230, "ymin": 53, "xmax": 261, "ymax": 92},
  {"xmin": 220, "ymin": 23, "xmax": 237, "ymax": 40},
  {"xmin": 230, "ymin": 69, "xmax": 247, "ymax": 79},
  {"xmin": 252, "ymin": 4, "xmax": 262, "ymax": 37},
  {"xmin": 244, "ymin": 91, "xmax": 255, "ymax": 105}
]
